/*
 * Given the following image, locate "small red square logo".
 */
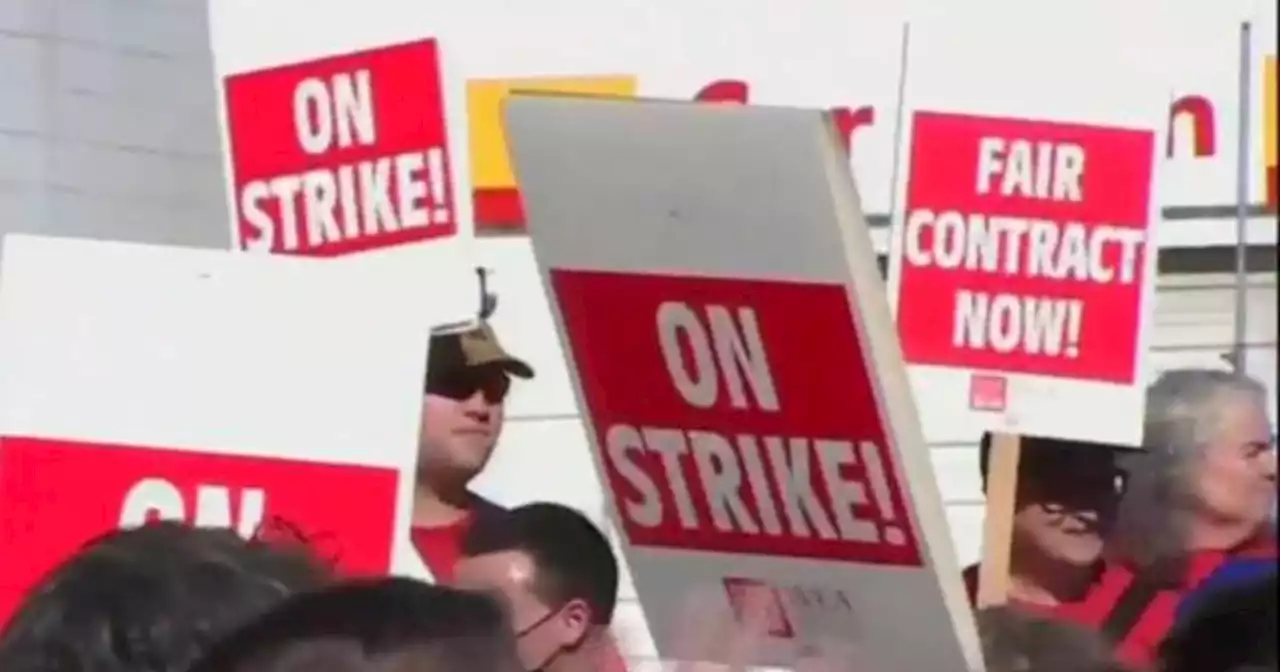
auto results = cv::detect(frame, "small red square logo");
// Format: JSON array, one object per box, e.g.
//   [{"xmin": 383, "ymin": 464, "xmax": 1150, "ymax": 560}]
[
  {"xmin": 723, "ymin": 577, "xmax": 795, "ymax": 639},
  {"xmin": 969, "ymin": 375, "xmax": 1008, "ymax": 412}
]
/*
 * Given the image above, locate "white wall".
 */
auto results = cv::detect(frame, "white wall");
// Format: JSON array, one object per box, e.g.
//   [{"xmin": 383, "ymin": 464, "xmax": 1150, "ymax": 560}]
[{"xmin": 0, "ymin": 0, "xmax": 229, "ymax": 255}]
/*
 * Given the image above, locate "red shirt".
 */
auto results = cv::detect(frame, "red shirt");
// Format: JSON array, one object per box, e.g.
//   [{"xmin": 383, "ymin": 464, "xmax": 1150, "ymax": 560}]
[
  {"xmin": 961, "ymin": 563, "xmax": 1102, "ymax": 619},
  {"xmin": 965, "ymin": 536, "xmax": 1278, "ymax": 668},
  {"xmin": 1072, "ymin": 537, "xmax": 1278, "ymax": 667},
  {"xmin": 411, "ymin": 515, "xmax": 474, "ymax": 583}
]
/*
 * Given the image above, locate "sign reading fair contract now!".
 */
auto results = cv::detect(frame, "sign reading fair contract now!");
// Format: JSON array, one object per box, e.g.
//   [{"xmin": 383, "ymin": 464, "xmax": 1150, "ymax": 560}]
[
  {"xmin": 504, "ymin": 96, "xmax": 982, "ymax": 671},
  {"xmin": 887, "ymin": 3, "xmax": 1168, "ymax": 447}
]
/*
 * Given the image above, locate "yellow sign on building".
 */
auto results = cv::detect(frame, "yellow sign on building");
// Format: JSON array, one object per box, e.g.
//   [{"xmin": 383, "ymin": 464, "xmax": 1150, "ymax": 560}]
[
  {"xmin": 467, "ymin": 76, "xmax": 638, "ymax": 231},
  {"xmin": 1264, "ymin": 55, "xmax": 1276, "ymax": 211}
]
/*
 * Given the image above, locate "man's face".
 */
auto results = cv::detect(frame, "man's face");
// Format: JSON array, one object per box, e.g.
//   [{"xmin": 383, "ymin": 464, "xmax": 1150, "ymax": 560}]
[
  {"xmin": 453, "ymin": 551, "xmax": 589, "ymax": 671},
  {"xmin": 1191, "ymin": 398, "xmax": 1276, "ymax": 530},
  {"xmin": 419, "ymin": 364, "xmax": 510, "ymax": 482},
  {"xmin": 1013, "ymin": 452, "xmax": 1123, "ymax": 566}
]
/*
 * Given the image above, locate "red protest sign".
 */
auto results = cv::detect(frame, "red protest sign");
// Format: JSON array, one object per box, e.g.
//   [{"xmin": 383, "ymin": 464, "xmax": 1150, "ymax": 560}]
[
  {"xmin": 896, "ymin": 112, "xmax": 1155, "ymax": 385},
  {"xmin": 0, "ymin": 436, "xmax": 399, "ymax": 624},
  {"xmin": 223, "ymin": 39, "xmax": 456, "ymax": 256},
  {"xmin": 551, "ymin": 271, "xmax": 921, "ymax": 567}
]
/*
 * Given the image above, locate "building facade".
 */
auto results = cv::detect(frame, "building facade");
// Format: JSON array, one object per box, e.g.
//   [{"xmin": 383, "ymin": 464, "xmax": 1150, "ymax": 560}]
[{"xmin": 1, "ymin": 0, "xmax": 228, "ymax": 254}]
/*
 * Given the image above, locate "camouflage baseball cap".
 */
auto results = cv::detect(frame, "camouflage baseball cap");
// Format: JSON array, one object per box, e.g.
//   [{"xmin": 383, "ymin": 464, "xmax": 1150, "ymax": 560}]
[{"xmin": 427, "ymin": 320, "xmax": 534, "ymax": 380}]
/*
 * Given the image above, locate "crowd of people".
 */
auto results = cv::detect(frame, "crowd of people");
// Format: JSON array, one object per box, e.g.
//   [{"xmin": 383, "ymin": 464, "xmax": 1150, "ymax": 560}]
[{"xmin": 0, "ymin": 320, "xmax": 1273, "ymax": 671}]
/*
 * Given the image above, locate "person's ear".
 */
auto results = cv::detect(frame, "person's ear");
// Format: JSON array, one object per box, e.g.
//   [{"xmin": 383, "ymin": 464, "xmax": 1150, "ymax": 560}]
[{"xmin": 555, "ymin": 598, "xmax": 592, "ymax": 647}]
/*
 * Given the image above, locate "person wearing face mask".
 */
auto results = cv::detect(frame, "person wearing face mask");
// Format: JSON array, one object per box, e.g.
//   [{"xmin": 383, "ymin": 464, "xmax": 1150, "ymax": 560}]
[
  {"xmin": 453, "ymin": 502, "xmax": 627, "ymax": 672},
  {"xmin": 962, "ymin": 433, "xmax": 1128, "ymax": 614},
  {"xmin": 411, "ymin": 318, "xmax": 535, "ymax": 582}
]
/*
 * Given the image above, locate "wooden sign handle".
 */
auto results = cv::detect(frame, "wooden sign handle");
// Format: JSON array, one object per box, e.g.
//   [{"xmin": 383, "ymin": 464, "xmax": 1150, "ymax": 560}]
[{"xmin": 976, "ymin": 432, "xmax": 1023, "ymax": 608}]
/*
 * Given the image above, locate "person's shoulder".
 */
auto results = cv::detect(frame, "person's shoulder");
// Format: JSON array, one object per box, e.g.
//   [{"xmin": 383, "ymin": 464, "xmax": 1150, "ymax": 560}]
[
  {"xmin": 1163, "ymin": 567, "xmax": 1277, "ymax": 672},
  {"xmin": 469, "ymin": 494, "xmax": 509, "ymax": 517},
  {"xmin": 1177, "ymin": 556, "xmax": 1278, "ymax": 625},
  {"xmin": 1235, "ymin": 533, "xmax": 1279, "ymax": 559},
  {"xmin": 1182, "ymin": 534, "xmax": 1277, "ymax": 588},
  {"xmin": 1204, "ymin": 557, "xmax": 1277, "ymax": 588}
]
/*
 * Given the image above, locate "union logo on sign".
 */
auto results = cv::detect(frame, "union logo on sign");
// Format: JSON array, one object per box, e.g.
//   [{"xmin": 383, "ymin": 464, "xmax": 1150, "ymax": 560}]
[
  {"xmin": 723, "ymin": 577, "xmax": 795, "ymax": 639},
  {"xmin": 969, "ymin": 374, "xmax": 1008, "ymax": 412}
]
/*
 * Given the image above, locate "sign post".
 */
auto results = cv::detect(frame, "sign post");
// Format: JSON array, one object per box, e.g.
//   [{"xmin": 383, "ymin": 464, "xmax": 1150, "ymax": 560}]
[{"xmin": 505, "ymin": 95, "xmax": 984, "ymax": 671}]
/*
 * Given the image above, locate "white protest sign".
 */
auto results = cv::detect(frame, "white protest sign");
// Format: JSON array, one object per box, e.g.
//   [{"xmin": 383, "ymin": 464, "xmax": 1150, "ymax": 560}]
[
  {"xmin": 886, "ymin": 1, "xmax": 1171, "ymax": 446},
  {"xmin": 504, "ymin": 96, "xmax": 983, "ymax": 671},
  {"xmin": 0, "ymin": 235, "xmax": 469, "ymax": 624}
]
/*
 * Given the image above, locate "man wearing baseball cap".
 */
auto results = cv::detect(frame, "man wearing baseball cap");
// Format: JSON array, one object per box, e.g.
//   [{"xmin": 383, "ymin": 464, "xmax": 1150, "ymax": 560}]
[{"xmin": 411, "ymin": 318, "xmax": 535, "ymax": 581}]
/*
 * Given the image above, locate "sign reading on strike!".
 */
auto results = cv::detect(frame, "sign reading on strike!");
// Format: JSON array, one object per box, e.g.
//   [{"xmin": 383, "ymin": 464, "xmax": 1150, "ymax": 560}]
[
  {"xmin": 553, "ymin": 271, "xmax": 920, "ymax": 566},
  {"xmin": 898, "ymin": 112, "xmax": 1155, "ymax": 385},
  {"xmin": 0, "ymin": 436, "xmax": 398, "ymax": 623},
  {"xmin": 223, "ymin": 40, "xmax": 456, "ymax": 256},
  {"xmin": 0, "ymin": 234, "xmax": 468, "ymax": 627},
  {"xmin": 504, "ymin": 95, "xmax": 982, "ymax": 670}
]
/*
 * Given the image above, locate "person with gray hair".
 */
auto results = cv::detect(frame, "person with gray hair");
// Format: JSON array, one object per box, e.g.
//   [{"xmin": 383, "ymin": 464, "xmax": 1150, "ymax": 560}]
[
  {"xmin": 1112, "ymin": 368, "xmax": 1275, "ymax": 573},
  {"xmin": 1077, "ymin": 368, "xmax": 1276, "ymax": 668}
]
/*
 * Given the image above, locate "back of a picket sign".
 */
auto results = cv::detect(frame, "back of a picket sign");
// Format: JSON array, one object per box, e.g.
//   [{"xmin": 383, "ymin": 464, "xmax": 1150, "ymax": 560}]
[
  {"xmin": 504, "ymin": 95, "xmax": 983, "ymax": 671},
  {"xmin": 0, "ymin": 234, "xmax": 470, "ymax": 624}
]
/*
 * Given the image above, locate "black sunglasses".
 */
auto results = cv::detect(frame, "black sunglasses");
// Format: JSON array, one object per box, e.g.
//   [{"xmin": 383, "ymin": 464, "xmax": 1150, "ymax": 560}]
[{"xmin": 426, "ymin": 367, "xmax": 512, "ymax": 404}]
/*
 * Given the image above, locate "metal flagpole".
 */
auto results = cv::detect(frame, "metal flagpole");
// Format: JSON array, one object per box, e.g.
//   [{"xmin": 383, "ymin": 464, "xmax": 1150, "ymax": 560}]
[
  {"xmin": 1232, "ymin": 21, "xmax": 1253, "ymax": 372},
  {"xmin": 885, "ymin": 22, "xmax": 913, "ymax": 221}
]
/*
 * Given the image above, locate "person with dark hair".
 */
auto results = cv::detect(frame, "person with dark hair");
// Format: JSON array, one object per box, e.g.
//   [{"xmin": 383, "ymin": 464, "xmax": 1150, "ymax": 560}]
[
  {"xmin": 0, "ymin": 522, "xmax": 328, "ymax": 672},
  {"xmin": 964, "ymin": 432, "xmax": 1127, "ymax": 612},
  {"xmin": 413, "ymin": 318, "xmax": 535, "ymax": 582},
  {"xmin": 187, "ymin": 577, "xmax": 522, "ymax": 672},
  {"xmin": 1158, "ymin": 570, "xmax": 1277, "ymax": 672},
  {"xmin": 454, "ymin": 502, "xmax": 622, "ymax": 672},
  {"xmin": 976, "ymin": 606, "xmax": 1136, "ymax": 672}
]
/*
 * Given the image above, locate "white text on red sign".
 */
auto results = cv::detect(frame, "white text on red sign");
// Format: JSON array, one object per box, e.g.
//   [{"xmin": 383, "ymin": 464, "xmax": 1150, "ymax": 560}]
[
  {"xmin": 239, "ymin": 70, "xmax": 450, "ymax": 252},
  {"xmin": 118, "ymin": 478, "xmax": 265, "ymax": 539},
  {"xmin": 605, "ymin": 301, "xmax": 906, "ymax": 546},
  {"xmin": 905, "ymin": 137, "xmax": 1145, "ymax": 359}
]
